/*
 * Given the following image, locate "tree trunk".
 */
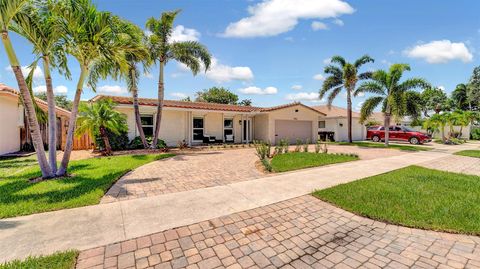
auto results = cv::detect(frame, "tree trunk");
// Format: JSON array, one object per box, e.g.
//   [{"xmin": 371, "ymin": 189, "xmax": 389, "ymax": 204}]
[
  {"xmin": 43, "ymin": 56, "xmax": 57, "ymax": 174},
  {"xmin": 131, "ymin": 68, "xmax": 148, "ymax": 148},
  {"xmin": 57, "ymin": 65, "xmax": 87, "ymax": 176},
  {"xmin": 2, "ymin": 31, "xmax": 53, "ymax": 178},
  {"xmin": 346, "ymin": 89, "xmax": 353, "ymax": 143},
  {"xmin": 384, "ymin": 113, "xmax": 391, "ymax": 147},
  {"xmin": 99, "ymin": 126, "xmax": 112, "ymax": 155},
  {"xmin": 441, "ymin": 125, "xmax": 446, "ymax": 143},
  {"xmin": 152, "ymin": 60, "xmax": 165, "ymax": 149}
]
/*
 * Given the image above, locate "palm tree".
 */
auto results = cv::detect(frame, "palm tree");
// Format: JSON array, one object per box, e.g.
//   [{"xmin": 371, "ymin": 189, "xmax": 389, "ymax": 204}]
[
  {"xmin": 11, "ymin": 0, "xmax": 69, "ymax": 174},
  {"xmin": 1, "ymin": 0, "xmax": 53, "ymax": 178},
  {"xmin": 114, "ymin": 19, "xmax": 151, "ymax": 148},
  {"xmin": 146, "ymin": 10, "xmax": 212, "ymax": 148},
  {"xmin": 56, "ymin": 0, "xmax": 129, "ymax": 176},
  {"xmin": 356, "ymin": 64, "xmax": 429, "ymax": 146},
  {"xmin": 320, "ymin": 55, "xmax": 374, "ymax": 143},
  {"xmin": 423, "ymin": 113, "xmax": 447, "ymax": 143},
  {"xmin": 76, "ymin": 99, "xmax": 127, "ymax": 155}
]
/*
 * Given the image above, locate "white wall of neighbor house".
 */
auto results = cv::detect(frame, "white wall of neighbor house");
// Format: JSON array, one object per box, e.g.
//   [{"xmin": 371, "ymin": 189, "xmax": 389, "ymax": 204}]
[
  {"xmin": 0, "ymin": 95, "xmax": 21, "ymax": 155},
  {"xmin": 266, "ymin": 105, "xmax": 320, "ymax": 144},
  {"xmin": 410, "ymin": 125, "xmax": 471, "ymax": 139}
]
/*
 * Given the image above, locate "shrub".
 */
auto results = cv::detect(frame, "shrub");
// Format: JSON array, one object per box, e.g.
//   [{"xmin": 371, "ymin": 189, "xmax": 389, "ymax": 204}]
[
  {"xmin": 261, "ymin": 158, "xmax": 273, "ymax": 172},
  {"xmin": 128, "ymin": 136, "xmax": 166, "ymax": 149},
  {"xmin": 303, "ymin": 139, "xmax": 310, "ymax": 152},
  {"xmin": 253, "ymin": 140, "xmax": 271, "ymax": 160},
  {"xmin": 96, "ymin": 130, "xmax": 129, "ymax": 151},
  {"xmin": 294, "ymin": 139, "xmax": 302, "ymax": 152},
  {"xmin": 471, "ymin": 128, "xmax": 480, "ymax": 140}
]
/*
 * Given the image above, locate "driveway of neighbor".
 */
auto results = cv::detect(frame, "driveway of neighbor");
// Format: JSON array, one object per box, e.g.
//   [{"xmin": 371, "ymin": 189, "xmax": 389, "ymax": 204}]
[
  {"xmin": 76, "ymin": 195, "xmax": 480, "ymax": 269},
  {"xmin": 101, "ymin": 145, "xmax": 407, "ymax": 203},
  {"xmin": 0, "ymin": 148, "xmax": 464, "ymax": 263},
  {"xmin": 419, "ymin": 154, "xmax": 480, "ymax": 176}
]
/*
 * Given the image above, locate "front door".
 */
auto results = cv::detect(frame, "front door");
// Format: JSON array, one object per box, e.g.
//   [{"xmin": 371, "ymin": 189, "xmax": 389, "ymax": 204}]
[{"xmin": 242, "ymin": 119, "xmax": 251, "ymax": 143}]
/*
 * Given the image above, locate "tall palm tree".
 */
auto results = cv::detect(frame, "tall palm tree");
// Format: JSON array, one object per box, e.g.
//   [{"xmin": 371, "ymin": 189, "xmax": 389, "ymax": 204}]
[
  {"xmin": 1, "ymin": 0, "xmax": 53, "ymax": 178},
  {"xmin": 320, "ymin": 55, "xmax": 374, "ymax": 143},
  {"xmin": 56, "ymin": 0, "xmax": 129, "ymax": 176},
  {"xmin": 356, "ymin": 64, "xmax": 429, "ymax": 145},
  {"xmin": 146, "ymin": 10, "xmax": 211, "ymax": 148},
  {"xmin": 11, "ymin": 0, "xmax": 69, "ymax": 174},
  {"xmin": 114, "ymin": 19, "xmax": 151, "ymax": 148},
  {"xmin": 76, "ymin": 99, "xmax": 127, "ymax": 155}
]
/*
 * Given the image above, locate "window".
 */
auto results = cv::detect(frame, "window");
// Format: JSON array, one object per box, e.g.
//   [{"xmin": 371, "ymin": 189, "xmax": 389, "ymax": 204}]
[
  {"xmin": 193, "ymin": 117, "xmax": 204, "ymax": 141},
  {"xmin": 224, "ymin": 118, "xmax": 233, "ymax": 138},
  {"xmin": 140, "ymin": 115, "xmax": 154, "ymax": 136},
  {"xmin": 318, "ymin": 121, "xmax": 326, "ymax": 128}
]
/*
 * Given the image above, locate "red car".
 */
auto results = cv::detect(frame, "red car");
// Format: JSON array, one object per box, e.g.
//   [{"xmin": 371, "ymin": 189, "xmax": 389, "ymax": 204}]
[{"xmin": 366, "ymin": 126, "xmax": 432, "ymax": 144}]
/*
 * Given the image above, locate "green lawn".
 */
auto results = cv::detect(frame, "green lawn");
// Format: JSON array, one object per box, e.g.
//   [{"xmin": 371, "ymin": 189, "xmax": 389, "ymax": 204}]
[
  {"xmin": 454, "ymin": 150, "xmax": 480, "ymax": 158},
  {"xmin": 0, "ymin": 250, "xmax": 78, "ymax": 269},
  {"xmin": 270, "ymin": 152, "xmax": 358, "ymax": 172},
  {"xmin": 0, "ymin": 153, "xmax": 173, "ymax": 218},
  {"xmin": 333, "ymin": 141, "xmax": 432, "ymax": 151},
  {"xmin": 314, "ymin": 166, "xmax": 480, "ymax": 235}
]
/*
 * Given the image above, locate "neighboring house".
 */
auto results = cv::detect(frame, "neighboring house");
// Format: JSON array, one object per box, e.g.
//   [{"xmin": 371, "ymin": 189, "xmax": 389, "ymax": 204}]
[
  {"xmin": 0, "ymin": 84, "xmax": 92, "ymax": 155},
  {"xmin": 313, "ymin": 105, "xmax": 367, "ymax": 142},
  {"xmin": 91, "ymin": 95, "xmax": 326, "ymax": 146}
]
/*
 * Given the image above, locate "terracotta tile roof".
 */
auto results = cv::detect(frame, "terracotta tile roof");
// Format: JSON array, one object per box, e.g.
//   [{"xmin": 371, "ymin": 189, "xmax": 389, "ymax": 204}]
[
  {"xmin": 92, "ymin": 95, "xmax": 325, "ymax": 115},
  {"xmin": 0, "ymin": 83, "xmax": 71, "ymax": 117},
  {"xmin": 312, "ymin": 105, "xmax": 361, "ymax": 118},
  {"xmin": 260, "ymin": 102, "xmax": 326, "ymax": 115}
]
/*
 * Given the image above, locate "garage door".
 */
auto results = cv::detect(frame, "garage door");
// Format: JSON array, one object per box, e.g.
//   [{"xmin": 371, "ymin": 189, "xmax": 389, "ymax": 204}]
[{"xmin": 275, "ymin": 120, "xmax": 312, "ymax": 145}]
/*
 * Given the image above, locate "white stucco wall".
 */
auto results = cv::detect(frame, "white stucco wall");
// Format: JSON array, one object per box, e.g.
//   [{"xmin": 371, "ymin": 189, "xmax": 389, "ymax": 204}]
[
  {"xmin": 253, "ymin": 114, "xmax": 269, "ymax": 142},
  {"xmin": 0, "ymin": 95, "xmax": 21, "ymax": 155},
  {"xmin": 318, "ymin": 117, "xmax": 366, "ymax": 142}
]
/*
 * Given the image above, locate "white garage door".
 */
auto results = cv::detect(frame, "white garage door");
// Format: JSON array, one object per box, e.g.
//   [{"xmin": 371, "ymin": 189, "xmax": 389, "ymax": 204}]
[{"xmin": 275, "ymin": 120, "xmax": 312, "ymax": 145}]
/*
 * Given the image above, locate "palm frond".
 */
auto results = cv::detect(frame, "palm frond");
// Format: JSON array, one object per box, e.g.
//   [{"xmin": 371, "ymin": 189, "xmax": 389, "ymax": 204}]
[
  {"xmin": 354, "ymin": 54, "xmax": 374, "ymax": 68},
  {"xmin": 169, "ymin": 41, "xmax": 211, "ymax": 74},
  {"xmin": 355, "ymin": 81, "xmax": 385, "ymax": 96},
  {"xmin": 320, "ymin": 76, "xmax": 342, "ymax": 99},
  {"xmin": 360, "ymin": 96, "xmax": 384, "ymax": 123},
  {"xmin": 330, "ymin": 55, "xmax": 346, "ymax": 67},
  {"xmin": 398, "ymin": 78, "xmax": 430, "ymax": 92},
  {"xmin": 327, "ymin": 86, "xmax": 342, "ymax": 107}
]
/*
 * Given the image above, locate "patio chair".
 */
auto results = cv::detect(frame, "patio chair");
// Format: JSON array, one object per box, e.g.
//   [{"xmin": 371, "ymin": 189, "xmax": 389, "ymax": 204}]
[
  {"xmin": 225, "ymin": 134, "xmax": 234, "ymax": 143},
  {"xmin": 203, "ymin": 134, "xmax": 216, "ymax": 143}
]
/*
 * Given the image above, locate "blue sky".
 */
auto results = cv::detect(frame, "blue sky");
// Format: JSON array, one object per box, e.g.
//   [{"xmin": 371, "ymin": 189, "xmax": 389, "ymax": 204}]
[{"xmin": 1, "ymin": 0, "xmax": 479, "ymax": 110}]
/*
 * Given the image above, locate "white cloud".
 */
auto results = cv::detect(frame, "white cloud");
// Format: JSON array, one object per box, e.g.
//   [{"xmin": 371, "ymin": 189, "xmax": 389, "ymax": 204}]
[
  {"xmin": 32, "ymin": 85, "xmax": 68, "ymax": 94},
  {"xmin": 285, "ymin": 92, "xmax": 324, "ymax": 103},
  {"xmin": 438, "ymin": 85, "xmax": 446, "ymax": 91},
  {"xmin": 291, "ymin": 85, "xmax": 303, "ymax": 90},
  {"xmin": 5, "ymin": 65, "xmax": 43, "ymax": 80},
  {"xmin": 355, "ymin": 101, "xmax": 364, "ymax": 111},
  {"xmin": 97, "ymin": 85, "xmax": 127, "ymax": 94},
  {"xmin": 238, "ymin": 86, "xmax": 278, "ymax": 95},
  {"xmin": 144, "ymin": 72, "xmax": 153, "ymax": 79},
  {"xmin": 332, "ymin": 18, "xmax": 344, "ymax": 26},
  {"xmin": 223, "ymin": 0, "xmax": 354, "ymax": 38},
  {"xmin": 313, "ymin": 73, "xmax": 325, "ymax": 81},
  {"xmin": 323, "ymin": 58, "xmax": 332, "ymax": 65},
  {"xmin": 170, "ymin": 92, "xmax": 188, "ymax": 99},
  {"xmin": 311, "ymin": 21, "xmax": 328, "ymax": 31},
  {"xmin": 170, "ymin": 25, "xmax": 201, "ymax": 42},
  {"xmin": 404, "ymin": 40, "xmax": 473, "ymax": 64},
  {"xmin": 205, "ymin": 58, "xmax": 254, "ymax": 83}
]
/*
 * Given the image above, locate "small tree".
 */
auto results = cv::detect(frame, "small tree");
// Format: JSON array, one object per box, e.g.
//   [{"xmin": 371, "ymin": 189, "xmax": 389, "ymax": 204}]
[
  {"xmin": 195, "ymin": 87, "xmax": 238, "ymax": 104},
  {"xmin": 423, "ymin": 114, "xmax": 447, "ymax": 143},
  {"xmin": 75, "ymin": 99, "xmax": 127, "ymax": 155}
]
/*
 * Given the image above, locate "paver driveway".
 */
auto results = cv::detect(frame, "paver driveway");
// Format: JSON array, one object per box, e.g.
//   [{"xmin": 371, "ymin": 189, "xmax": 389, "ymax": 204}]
[
  {"xmin": 420, "ymin": 154, "xmax": 480, "ymax": 176},
  {"xmin": 77, "ymin": 195, "xmax": 480, "ymax": 269},
  {"xmin": 101, "ymin": 146, "xmax": 407, "ymax": 203}
]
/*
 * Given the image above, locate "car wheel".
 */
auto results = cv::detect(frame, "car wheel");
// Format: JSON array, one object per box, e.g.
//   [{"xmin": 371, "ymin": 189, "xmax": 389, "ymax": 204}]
[
  {"xmin": 372, "ymin": 135, "xmax": 380, "ymax": 142},
  {"xmin": 409, "ymin": 137, "xmax": 419, "ymax": 145}
]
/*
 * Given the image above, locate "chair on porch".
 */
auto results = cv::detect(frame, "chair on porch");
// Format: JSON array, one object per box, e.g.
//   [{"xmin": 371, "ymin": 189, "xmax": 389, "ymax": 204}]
[
  {"xmin": 225, "ymin": 134, "xmax": 234, "ymax": 143},
  {"xmin": 203, "ymin": 134, "xmax": 216, "ymax": 143}
]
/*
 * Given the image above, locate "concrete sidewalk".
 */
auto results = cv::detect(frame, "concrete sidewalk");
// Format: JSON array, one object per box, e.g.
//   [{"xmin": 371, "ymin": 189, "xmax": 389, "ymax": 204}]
[{"xmin": 0, "ymin": 145, "xmax": 476, "ymax": 263}]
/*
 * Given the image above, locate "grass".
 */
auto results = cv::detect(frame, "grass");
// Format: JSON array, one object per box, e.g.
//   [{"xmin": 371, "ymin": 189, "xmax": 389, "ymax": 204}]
[
  {"xmin": 0, "ymin": 250, "xmax": 78, "ymax": 269},
  {"xmin": 270, "ymin": 152, "xmax": 358, "ymax": 172},
  {"xmin": 454, "ymin": 150, "xmax": 480, "ymax": 158},
  {"xmin": 314, "ymin": 166, "xmax": 480, "ymax": 235},
  {"xmin": 333, "ymin": 141, "xmax": 432, "ymax": 151},
  {"xmin": 0, "ymin": 153, "xmax": 174, "ymax": 218}
]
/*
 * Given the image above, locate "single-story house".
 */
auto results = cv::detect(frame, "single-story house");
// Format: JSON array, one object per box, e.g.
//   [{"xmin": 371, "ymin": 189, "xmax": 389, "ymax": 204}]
[
  {"xmin": 91, "ymin": 95, "xmax": 327, "ymax": 146},
  {"xmin": 0, "ymin": 84, "xmax": 92, "ymax": 155},
  {"xmin": 313, "ymin": 105, "xmax": 367, "ymax": 142}
]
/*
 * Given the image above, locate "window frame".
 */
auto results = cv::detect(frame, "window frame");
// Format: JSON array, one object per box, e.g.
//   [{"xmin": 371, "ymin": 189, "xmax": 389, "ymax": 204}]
[
  {"xmin": 140, "ymin": 114, "xmax": 154, "ymax": 136},
  {"xmin": 223, "ymin": 118, "xmax": 234, "ymax": 140},
  {"xmin": 318, "ymin": 120, "xmax": 326, "ymax": 129},
  {"xmin": 192, "ymin": 117, "xmax": 204, "ymax": 142}
]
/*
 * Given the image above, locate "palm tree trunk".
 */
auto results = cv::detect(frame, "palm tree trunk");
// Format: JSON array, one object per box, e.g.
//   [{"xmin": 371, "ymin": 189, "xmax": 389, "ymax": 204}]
[
  {"xmin": 43, "ymin": 56, "xmax": 57, "ymax": 174},
  {"xmin": 346, "ymin": 90, "xmax": 353, "ymax": 143},
  {"xmin": 152, "ymin": 60, "xmax": 165, "ymax": 149},
  {"xmin": 99, "ymin": 126, "xmax": 112, "ymax": 155},
  {"xmin": 57, "ymin": 65, "xmax": 87, "ymax": 176},
  {"xmin": 130, "ymin": 68, "xmax": 148, "ymax": 148},
  {"xmin": 2, "ymin": 31, "xmax": 53, "ymax": 178},
  {"xmin": 384, "ymin": 113, "xmax": 391, "ymax": 146}
]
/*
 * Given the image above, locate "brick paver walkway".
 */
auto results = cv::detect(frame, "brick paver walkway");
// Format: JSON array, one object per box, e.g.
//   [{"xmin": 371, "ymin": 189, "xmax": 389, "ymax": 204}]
[
  {"xmin": 101, "ymin": 146, "xmax": 406, "ymax": 203},
  {"xmin": 77, "ymin": 195, "xmax": 480, "ymax": 269},
  {"xmin": 419, "ymin": 154, "xmax": 480, "ymax": 176}
]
